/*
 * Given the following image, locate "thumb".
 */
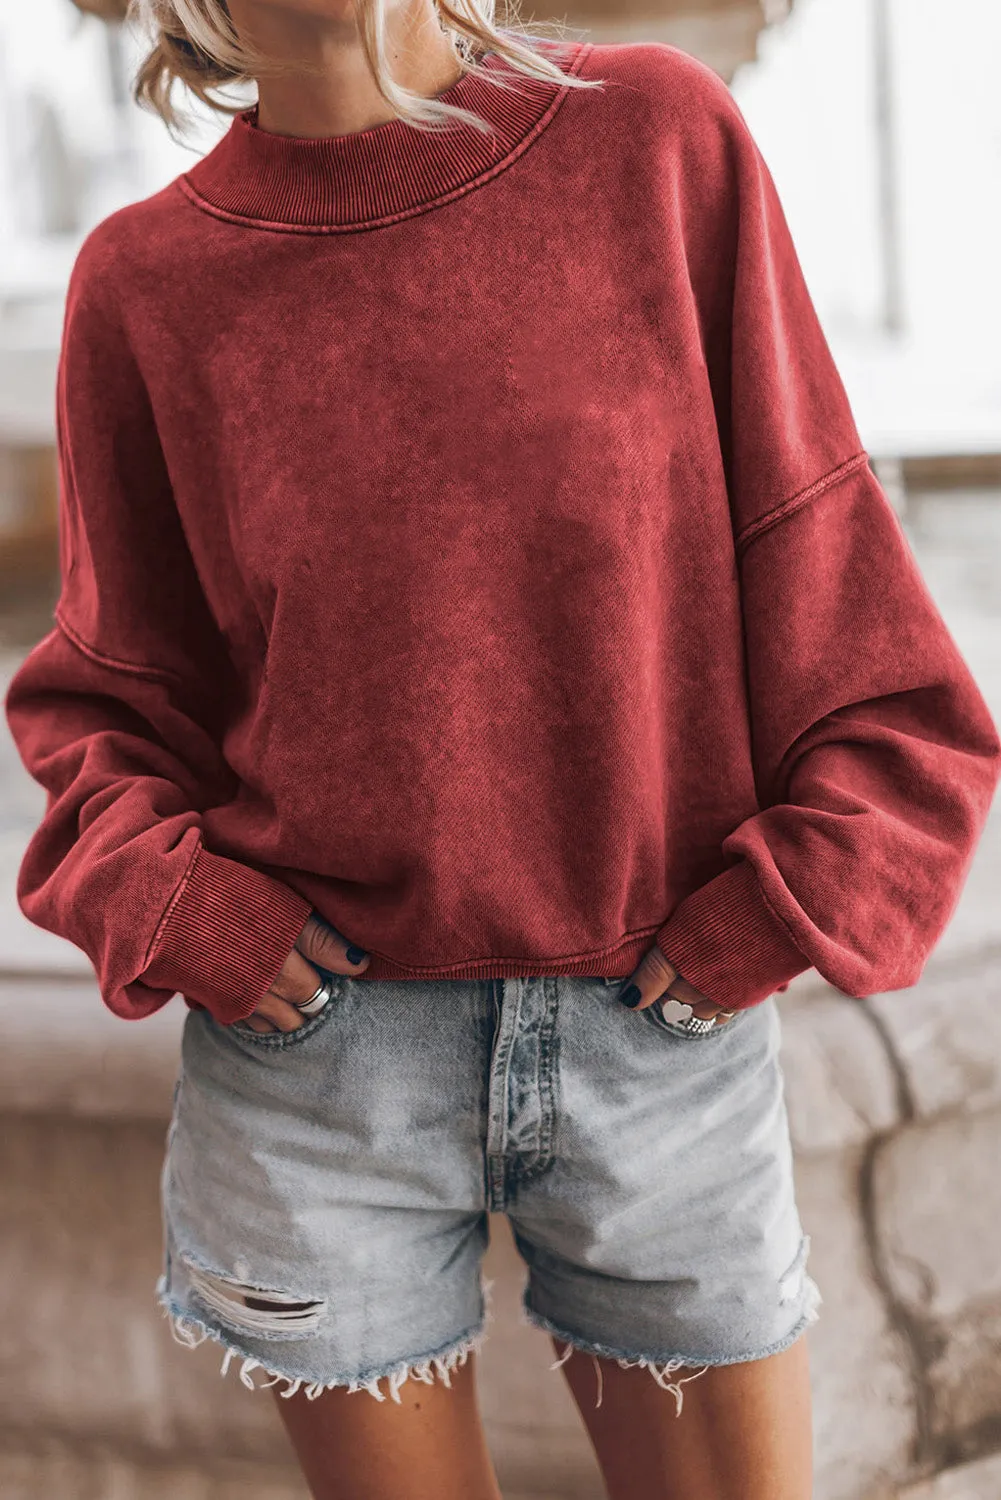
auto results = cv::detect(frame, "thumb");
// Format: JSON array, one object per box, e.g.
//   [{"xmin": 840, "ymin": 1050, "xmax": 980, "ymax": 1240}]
[{"xmin": 296, "ymin": 912, "xmax": 371, "ymax": 975}]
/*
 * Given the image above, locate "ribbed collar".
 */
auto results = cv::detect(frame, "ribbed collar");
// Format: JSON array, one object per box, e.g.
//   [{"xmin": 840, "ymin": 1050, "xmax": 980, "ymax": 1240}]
[{"xmin": 180, "ymin": 36, "xmax": 591, "ymax": 231}]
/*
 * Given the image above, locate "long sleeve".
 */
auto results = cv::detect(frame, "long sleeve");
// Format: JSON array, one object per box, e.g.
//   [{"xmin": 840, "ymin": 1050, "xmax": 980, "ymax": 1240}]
[
  {"xmin": 653, "ymin": 71, "xmax": 1001, "ymax": 1009},
  {"xmin": 3, "ymin": 229, "xmax": 313, "ymax": 1024}
]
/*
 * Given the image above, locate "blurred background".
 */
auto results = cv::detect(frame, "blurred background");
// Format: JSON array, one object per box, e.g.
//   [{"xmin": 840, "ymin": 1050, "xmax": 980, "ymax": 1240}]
[{"xmin": 2, "ymin": 2, "xmax": 1000, "ymax": 1497}]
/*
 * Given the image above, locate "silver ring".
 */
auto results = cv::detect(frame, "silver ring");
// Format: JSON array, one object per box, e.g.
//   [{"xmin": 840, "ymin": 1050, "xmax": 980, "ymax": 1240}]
[
  {"xmin": 295, "ymin": 977, "xmax": 334, "ymax": 1016},
  {"xmin": 679, "ymin": 1012, "xmax": 720, "ymax": 1035}
]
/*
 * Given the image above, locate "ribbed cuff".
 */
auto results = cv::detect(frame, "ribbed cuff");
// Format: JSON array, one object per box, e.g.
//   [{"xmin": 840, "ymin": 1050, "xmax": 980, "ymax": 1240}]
[
  {"xmin": 654, "ymin": 859, "xmax": 810, "ymax": 1011},
  {"xmin": 141, "ymin": 845, "xmax": 314, "ymax": 1025}
]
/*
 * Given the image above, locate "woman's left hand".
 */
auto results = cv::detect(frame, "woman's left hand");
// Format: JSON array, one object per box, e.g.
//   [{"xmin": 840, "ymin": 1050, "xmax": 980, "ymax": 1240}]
[{"xmin": 616, "ymin": 943, "xmax": 736, "ymax": 1025}]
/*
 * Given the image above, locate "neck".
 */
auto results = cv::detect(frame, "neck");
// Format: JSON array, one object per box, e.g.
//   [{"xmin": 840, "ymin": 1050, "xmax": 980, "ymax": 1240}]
[{"xmin": 227, "ymin": 0, "xmax": 466, "ymax": 141}]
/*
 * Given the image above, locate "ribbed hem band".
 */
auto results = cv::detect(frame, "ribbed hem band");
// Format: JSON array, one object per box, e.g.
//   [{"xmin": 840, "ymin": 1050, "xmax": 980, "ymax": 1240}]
[{"xmin": 654, "ymin": 859, "xmax": 810, "ymax": 1011}]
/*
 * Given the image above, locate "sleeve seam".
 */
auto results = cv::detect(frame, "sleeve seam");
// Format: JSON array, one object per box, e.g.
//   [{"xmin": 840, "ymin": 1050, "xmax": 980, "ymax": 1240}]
[
  {"xmin": 141, "ymin": 837, "xmax": 204, "ymax": 972},
  {"xmin": 734, "ymin": 450, "xmax": 871, "ymax": 557},
  {"xmin": 54, "ymin": 608, "xmax": 187, "ymax": 689},
  {"xmin": 751, "ymin": 859, "xmax": 808, "ymax": 959}
]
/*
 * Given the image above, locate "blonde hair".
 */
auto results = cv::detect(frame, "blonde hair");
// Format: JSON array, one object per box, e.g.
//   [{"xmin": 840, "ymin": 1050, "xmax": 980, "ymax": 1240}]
[{"xmin": 126, "ymin": 1, "xmax": 603, "ymax": 142}]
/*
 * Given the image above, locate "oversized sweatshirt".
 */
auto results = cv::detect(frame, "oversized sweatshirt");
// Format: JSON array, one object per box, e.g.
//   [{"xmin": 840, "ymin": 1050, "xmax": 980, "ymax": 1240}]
[{"xmin": 5, "ymin": 36, "xmax": 1000, "ymax": 1028}]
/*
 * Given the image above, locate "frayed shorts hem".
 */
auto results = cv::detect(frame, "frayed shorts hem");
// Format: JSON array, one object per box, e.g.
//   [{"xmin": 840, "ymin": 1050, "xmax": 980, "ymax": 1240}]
[
  {"xmin": 520, "ymin": 1274, "xmax": 823, "ymax": 1414},
  {"xmin": 154, "ymin": 1277, "xmax": 488, "ymax": 1405}
]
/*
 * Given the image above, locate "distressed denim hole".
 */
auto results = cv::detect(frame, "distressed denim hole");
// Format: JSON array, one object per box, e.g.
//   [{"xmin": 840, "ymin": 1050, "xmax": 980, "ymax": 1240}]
[{"xmin": 181, "ymin": 1255, "xmax": 327, "ymax": 1336}]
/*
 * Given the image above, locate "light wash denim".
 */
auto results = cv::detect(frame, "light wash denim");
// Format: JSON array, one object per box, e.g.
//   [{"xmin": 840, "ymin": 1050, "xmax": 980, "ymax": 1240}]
[{"xmin": 156, "ymin": 973, "xmax": 821, "ymax": 1413}]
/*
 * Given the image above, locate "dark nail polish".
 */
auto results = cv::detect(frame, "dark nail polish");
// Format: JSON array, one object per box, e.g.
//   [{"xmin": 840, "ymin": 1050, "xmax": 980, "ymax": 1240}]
[
  {"xmin": 346, "ymin": 945, "xmax": 368, "ymax": 965},
  {"xmin": 619, "ymin": 983, "xmax": 642, "ymax": 1009}
]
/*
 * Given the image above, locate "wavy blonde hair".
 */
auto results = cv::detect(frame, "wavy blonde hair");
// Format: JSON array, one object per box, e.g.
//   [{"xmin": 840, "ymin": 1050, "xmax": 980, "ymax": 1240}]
[{"xmin": 126, "ymin": 1, "xmax": 603, "ymax": 142}]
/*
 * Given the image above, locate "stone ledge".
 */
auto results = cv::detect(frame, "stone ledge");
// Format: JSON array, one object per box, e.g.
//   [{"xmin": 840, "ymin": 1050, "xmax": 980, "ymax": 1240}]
[
  {"xmin": 1, "ymin": 1115, "xmax": 312, "ymax": 1459},
  {"xmin": 0, "ymin": 976, "xmax": 183, "ymax": 1120},
  {"xmin": 778, "ymin": 986, "xmax": 901, "ymax": 1155},
  {"xmin": 896, "ymin": 1450, "xmax": 1001, "ymax": 1498},
  {"xmin": 793, "ymin": 1147, "xmax": 915, "ymax": 1500},
  {"xmin": 867, "ymin": 953, "xmax": 1001, "ymax": 1123},
  {"xmin": 873, "ymin": 1109, "xmax": 1001, "ymax": 1452},
  {"xmin": 0, "ymin": 1440, "xmax": 307, "ymax": 1500}
]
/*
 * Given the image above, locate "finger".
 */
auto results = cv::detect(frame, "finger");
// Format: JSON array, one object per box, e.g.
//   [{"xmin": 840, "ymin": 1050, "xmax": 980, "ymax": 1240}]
[
  {"xmin": 667, "ymin": 975, "xmax": 734, "ymax": 1024},
  {"xmin": 270, "ymin": 943, "xmax": 330, "ymax": 1006},
  {"xmin": 689, "ymin": 1001, "xmax": 734, "ymax": 1024},
  {"xmin": 616, "ymin": 946, "xmax": 735, "ymax": 1025},
  {"xmin": 243, "ymin": 990, "xmax": 316, "ymax": 1035},
  {"xmin": 296, "ymin": 913, "xmax": 371, "ymax": 977}
]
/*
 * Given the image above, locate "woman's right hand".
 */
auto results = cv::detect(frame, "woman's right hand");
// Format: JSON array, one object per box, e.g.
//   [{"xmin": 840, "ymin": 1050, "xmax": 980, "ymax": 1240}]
[{"xmin": 237, "ymin": 913, "xmax": 370, "ymax": 1033}]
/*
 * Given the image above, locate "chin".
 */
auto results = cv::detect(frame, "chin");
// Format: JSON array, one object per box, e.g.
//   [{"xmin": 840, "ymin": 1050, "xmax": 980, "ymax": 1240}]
[{"xmin": 251, "ymin": 0, "xmax": 362, "ymax": 19}]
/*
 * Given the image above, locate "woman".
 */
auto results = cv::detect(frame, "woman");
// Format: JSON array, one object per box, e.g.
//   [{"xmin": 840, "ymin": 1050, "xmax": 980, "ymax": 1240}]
[{"xmin": 6, "ymin": 2, "xmax": 1000, "ymax": 1497}]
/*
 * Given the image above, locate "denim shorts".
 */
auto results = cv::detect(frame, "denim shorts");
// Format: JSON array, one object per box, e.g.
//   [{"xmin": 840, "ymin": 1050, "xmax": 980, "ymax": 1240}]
[{"xmin": 156, "ymin": 973, "xmax": 821, "ymax": 1414}]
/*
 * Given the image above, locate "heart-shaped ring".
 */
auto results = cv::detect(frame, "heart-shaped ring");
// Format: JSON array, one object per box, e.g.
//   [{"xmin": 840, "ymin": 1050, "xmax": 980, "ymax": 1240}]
[{"xmin": 659, "ymin": 998, "xmax": 694, "ymax": 1023}]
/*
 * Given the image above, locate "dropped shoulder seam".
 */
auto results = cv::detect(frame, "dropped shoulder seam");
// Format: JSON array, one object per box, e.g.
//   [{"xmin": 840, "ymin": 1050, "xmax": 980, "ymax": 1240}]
[
  {"xmin": 734, "ymin": 451, "xmax": 872, "ymax": 557},
  {"xmin": 55, "ymin": 608, "xmax": 187, "ymax": 688}
]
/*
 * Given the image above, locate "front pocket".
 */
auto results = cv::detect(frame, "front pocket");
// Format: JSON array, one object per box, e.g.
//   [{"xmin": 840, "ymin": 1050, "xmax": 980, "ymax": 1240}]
[
  {"xmin": 643, "ymin": 997, "xmax": 749, "ymax": 1040},
  {"xmin": 588, "ymin": 976, "xmax": 748, "ymax": 1039},
  {"xmin": 226, "ymin": 971, "xmax": 348, "ymax": 1049}
]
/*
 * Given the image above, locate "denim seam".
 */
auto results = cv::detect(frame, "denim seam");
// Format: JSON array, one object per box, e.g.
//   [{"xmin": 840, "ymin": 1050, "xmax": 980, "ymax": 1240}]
[
  {"xmin": 485, "ymin": 978, "xmax": 518, "ymax": 1212},
  {"xmin": 513, "ymin": 974, "xmax": 561, "ymax": 1184}
]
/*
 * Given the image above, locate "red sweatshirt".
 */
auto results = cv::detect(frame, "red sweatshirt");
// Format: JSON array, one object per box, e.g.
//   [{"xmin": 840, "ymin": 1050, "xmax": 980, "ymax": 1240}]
[{"xmin": 5, "ymin": 37, "xmax": 1000, "ymax": 1027}]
